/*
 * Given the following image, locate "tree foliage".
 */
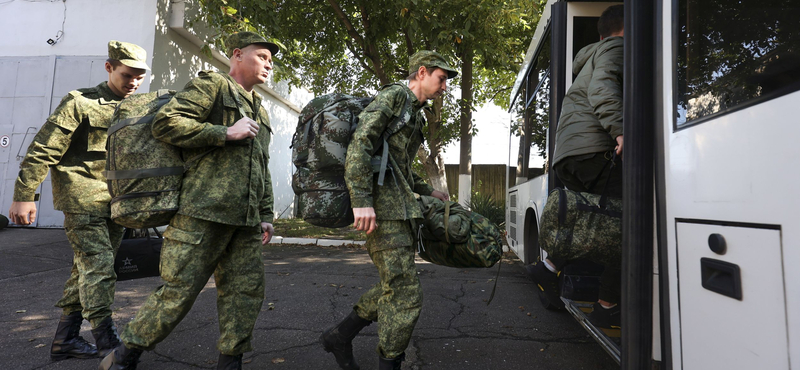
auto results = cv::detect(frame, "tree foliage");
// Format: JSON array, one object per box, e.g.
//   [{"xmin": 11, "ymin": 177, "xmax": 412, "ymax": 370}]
[{"xmin": 194, "ymin": 0, "xmax": 544, "ymax": 189}]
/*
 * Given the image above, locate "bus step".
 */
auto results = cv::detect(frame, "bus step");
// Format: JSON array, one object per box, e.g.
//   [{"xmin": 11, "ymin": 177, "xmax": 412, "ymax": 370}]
[{"xmin": 561, "ymin": 297, "xmax": 621, "ymax": 365}]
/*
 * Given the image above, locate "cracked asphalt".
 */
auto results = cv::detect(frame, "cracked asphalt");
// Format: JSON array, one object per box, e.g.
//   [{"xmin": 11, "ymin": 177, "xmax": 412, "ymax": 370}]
[{"xmin": 0, "ymin": 227, "xmax": 618, "ymax": 370}]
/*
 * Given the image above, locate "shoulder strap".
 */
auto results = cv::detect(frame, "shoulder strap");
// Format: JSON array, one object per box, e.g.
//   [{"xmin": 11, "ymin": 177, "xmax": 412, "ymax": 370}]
[
  {"xmin": 375, "ymin": 87, "xmax": 412, "ymax": 186},
  {"xmin": 225, "ymin": 76, "xmax": 259, "ymax": 123}
]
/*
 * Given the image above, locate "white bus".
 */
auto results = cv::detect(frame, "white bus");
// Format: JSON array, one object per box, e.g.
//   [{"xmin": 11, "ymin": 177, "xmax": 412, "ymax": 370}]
[{"xmin": 506, "ymin": 0, "xmax": 800, "ymax": 368}]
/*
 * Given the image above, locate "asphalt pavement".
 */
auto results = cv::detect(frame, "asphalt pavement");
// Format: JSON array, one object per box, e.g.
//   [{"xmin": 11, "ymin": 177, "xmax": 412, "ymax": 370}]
[{"xmin": 0, "ymin": 227, "xmax": 618, "ymax": 370}]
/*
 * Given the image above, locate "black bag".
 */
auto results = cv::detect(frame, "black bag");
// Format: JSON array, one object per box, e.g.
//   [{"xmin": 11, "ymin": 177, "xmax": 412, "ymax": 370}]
[{"xmin": 114, "ymin": 228, "xmax": 162, "ymax": 281}]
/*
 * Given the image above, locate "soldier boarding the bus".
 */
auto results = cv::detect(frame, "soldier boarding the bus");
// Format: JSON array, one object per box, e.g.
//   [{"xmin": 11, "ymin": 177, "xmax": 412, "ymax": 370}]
[{"xmin": 528, "ymin": 5, "xmax": 625, "ymax": 330}]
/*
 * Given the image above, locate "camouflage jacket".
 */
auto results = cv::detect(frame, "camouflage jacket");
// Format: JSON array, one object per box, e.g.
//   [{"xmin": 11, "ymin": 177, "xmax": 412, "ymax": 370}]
[
  {"xmin": 152, "ymin": 71, "xmax": 274, "ymax": 226},
  {"xmin": 345, "ymin": 83, "xmax": 434, "ymax": 220},
  {"xmin": 13, "ymin": 82, "xmax": 122, "ymax": 216},
  {"xmin": 554, "ymin": 37, "xmax": 623, "ymax": 166}
]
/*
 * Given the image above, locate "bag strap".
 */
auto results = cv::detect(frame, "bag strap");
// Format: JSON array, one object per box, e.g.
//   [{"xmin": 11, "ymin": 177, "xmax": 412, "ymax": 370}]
[
  {"xmin": 375, "ymin": 86, "xmax": 412, "ymax": 186},
  {"xmin": 443, "ymin": 201, "xmax": 452, "ymax": 244},
  {"xmin": 596, "ymin": 151, "xmax": 618, "ymax": 209},
  {"xmin": 486, "ymin": 258, "xmax": 502, "ymax": 305},
  {"xmin": 225, "ymin": 77, "xmax": 260, "ymax": 123}
]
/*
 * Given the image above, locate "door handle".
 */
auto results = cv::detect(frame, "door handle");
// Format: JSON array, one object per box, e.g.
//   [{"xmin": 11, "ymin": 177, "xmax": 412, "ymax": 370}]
[{"xmin": 700, "ymin": 258, "xmax": 742, "ymax": 300}]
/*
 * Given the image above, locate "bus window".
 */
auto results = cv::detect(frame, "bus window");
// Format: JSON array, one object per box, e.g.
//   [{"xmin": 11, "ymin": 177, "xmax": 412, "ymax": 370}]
[
  {"xmin": 513, "ymin": 34, "xmax": 551, "ymax": 184},
  {"xmin": 676, "ymin": 0, "xmax": 800, "ymax": 126}
]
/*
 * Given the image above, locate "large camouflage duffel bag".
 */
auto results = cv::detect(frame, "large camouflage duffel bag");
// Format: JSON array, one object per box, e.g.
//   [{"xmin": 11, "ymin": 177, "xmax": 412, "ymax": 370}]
[
  {"xmin": 105, "ymin": 89, "xmax": 182, "ymax": 228},
  {"xmin": 291, "ymin": 84, "xmax": 411, "ymax": 228},
  {"xmin": 415, "ymin": 195, "xmax": 503, "ymax": 268},
  {"xmin": 538, "ymin": 187, "xmax": 622, "ymax": 264}
]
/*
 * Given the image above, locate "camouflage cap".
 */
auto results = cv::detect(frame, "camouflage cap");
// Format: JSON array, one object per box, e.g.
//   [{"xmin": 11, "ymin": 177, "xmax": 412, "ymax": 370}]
[
  {"xmin": 409, "ymin": 50, "xmax": 458, "ymax": 79},
  {"xmin": 108, "ymin": 40, "xmax": 150, "ymax": 71},
  {"xmin": 225, "ymin": 31, "xmax": 279, "ymax": 58}
]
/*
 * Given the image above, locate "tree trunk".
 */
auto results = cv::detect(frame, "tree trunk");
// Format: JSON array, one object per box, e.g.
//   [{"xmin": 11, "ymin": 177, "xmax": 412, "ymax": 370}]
[
  {"xmin": 458, "ymin": 48, "xmax": 474, "ymax": 207},
  {"xmin": 419, "ymin": 96, "xmax": 449, "ymax": 194}
]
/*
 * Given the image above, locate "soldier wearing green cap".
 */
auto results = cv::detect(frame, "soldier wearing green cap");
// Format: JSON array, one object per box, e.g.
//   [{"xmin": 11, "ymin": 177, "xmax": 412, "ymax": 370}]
[
  {"xmin": 101, "ymin": 31, "xmax": 278, "ymax": 370},
  {"xmin": 8, "ymin": 40, "xmax": 148, "ymax": 361},
  {"xmin": 320, "ymin": 50, "xmax": 457, "ymax": 370}
]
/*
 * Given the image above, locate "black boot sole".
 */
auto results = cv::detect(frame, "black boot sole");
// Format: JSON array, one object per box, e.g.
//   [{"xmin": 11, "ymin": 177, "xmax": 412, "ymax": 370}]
[{"xmin": 51, "ymin": 352, "xmax": 99, "ymax": 361}]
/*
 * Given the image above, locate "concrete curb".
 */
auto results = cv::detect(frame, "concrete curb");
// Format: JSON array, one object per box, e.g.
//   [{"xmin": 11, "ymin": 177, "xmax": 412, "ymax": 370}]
[{"xmin": 269, "ymin": 236, "xmax": 365, "ymax": 247}]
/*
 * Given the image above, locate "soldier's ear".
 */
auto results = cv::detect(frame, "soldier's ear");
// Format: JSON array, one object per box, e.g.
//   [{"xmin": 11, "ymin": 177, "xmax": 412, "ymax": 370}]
[{"xmin": 104, "ymin": 61, "xmax": 113, "ymax": 74}]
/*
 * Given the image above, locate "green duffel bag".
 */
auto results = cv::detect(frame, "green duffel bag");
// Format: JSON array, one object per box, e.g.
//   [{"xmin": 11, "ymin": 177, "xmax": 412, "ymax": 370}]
[
  {"xmin": 415, "ymin": 195, "xmax": 503, "ymax": 268},
  {"xmin": 538, "ymin": 187, "xmax": 622, "ymax": 264}
]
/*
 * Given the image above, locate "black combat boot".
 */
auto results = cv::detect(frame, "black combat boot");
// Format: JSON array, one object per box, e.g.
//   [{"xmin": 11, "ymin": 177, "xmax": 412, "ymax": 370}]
[
  {"xmin": 378, "ymin": 352, "xmax": 405, "ymax": 370},
  {"xmin": 320, "ymin": 310, "xmax": 373, "ymax": 370},
  {"xmin": 91, "ymin": 316, "xmax": 121, "ymax": 358},
  {"xmin": 217, "ymin": 353, "xmax": 243, "ymax": 370},
  {"xmin": 50, "ymin": 311, "xmax": 98, "ymax": 360},
  {"xmin": 99, "ymin": 344, "xmax": 143, "ymax": 370}
]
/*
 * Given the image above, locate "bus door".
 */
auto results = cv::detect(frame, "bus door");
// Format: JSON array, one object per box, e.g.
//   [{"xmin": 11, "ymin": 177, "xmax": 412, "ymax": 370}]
[{"xmin": 662, "ymin": 0, "xmax": 800, "ymax": 368}]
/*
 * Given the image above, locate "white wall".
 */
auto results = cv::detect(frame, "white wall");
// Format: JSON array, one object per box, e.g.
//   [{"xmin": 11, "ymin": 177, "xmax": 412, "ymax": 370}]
[{"xmin": 0, "ymin": 0, "xmax": 159, "ymax": 92}]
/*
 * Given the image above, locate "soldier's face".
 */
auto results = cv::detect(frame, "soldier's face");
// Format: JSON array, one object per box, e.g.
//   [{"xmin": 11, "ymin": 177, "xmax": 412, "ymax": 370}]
[
  {"xmin": 421, "ymin": 67, "xmax": 448, "ymax": 101},
  {"xmin": 106, "ymin": 63, "xmax": 146, "ymax": 98},
  {"xmin": 238, "ymin": 45, "xmax": 273, "ymax": 86}
]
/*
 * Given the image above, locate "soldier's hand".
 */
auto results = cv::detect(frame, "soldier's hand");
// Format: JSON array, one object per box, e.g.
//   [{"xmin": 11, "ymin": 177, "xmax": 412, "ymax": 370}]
[
  {"xmin": 615, "ymin": 135, "xmax": 624, "ymax": 157},
  {"xmin": 261, "ymin": 222, "xmax": 274, "ymax": 245},
  {"xmin": 431, "ymin": 190, "xmax": 449, "ymax": 201},
  {"xmin": 352, "ymin": 207, "xmax": 377, "ymax": 234},
  {"xmin": 226, "ymin": 117, "xmax": 259, "ymax": 141},
  {"xmin": 9, "ymin": 201, "xmax": 37, "ymax": 225}
]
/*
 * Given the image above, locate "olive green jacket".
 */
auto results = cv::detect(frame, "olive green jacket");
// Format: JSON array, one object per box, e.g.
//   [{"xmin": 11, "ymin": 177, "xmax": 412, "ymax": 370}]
[
  {"xmin": 13, "ymin": 82, "xmax": 122, "ymax": 216},
  {"xmin": 152, "ymin": 71, "xmax": 274, "ymax": 226},
  {"xmin": 553, "ymin": 36, "xmax": 624, "ymax": 166},
  {"xmin": 345, "ymin": 83, "xmax": 434, "ymax": 220}
]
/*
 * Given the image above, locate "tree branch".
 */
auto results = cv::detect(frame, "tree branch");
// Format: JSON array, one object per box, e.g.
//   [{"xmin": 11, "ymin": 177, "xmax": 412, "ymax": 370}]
[
  {"xmin": 326, "ymin": 0, "xmax": 365, "ymax": 49},
  {"xmin": 327, "ymin": 0, "xmax": 388, "ymax": 84},
  {"xmin": 487, "ymin": 86, "xmax": 513, "ymax": 103},
  {"xmin": 344, "ymin": 38, "xmax": 376, "ymax": 76}
]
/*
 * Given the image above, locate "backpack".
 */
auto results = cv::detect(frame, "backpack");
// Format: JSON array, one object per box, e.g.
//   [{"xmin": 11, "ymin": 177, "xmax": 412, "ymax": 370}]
[
  {"xmin": 415, "ymin": 195, "xmax": 503, "ymax": 268},
  {"xmin": 105, "ymin": 89, "xmax": 183, "ymax": 228},
  {"xmin": 291, "ymin": 84, "xmax": 411, "ymax": 228}
]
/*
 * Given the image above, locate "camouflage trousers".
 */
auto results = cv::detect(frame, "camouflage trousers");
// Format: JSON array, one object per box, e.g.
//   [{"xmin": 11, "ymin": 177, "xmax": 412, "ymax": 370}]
[
  {"xmin": 354, "ymin": 220, "xmax": 421, "ymax": 359},
  {"xmin": 120, "ymin": 214, "xmax": 265, "ymax": 355},
  {"xmin": 554, "ymin": 151, "xmax": 622, "ymax": 303},
  {"xmin": 56, "ymin": 213, "xmax": 124, "ymax": 328}
]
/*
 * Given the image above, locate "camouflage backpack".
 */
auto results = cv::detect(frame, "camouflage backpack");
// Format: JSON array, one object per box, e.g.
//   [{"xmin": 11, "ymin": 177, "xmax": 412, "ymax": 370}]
[
  {"xmin": 415, "ymin": 195, "xmax": 503, "ymax": 268},
  {"xmin": 291, "ymin": 84, "xmax": 411, "ymax": 228},
  {"xmin": 105, "ymin": 89, "xmax": 183, "ymax": 228}
]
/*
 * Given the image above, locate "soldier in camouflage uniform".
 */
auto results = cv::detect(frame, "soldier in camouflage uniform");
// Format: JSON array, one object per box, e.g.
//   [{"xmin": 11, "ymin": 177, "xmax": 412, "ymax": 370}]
[
  {"xmin": 8, "ymin": 41, "xmax": 149, "ymax": 361},
  {"xmin": 100, "ymin": 32, "xmax": 278, "ymax": 370},
  {"xmin": 320, "ymin": 51, "xmax": 457, "ymax": 370}
]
